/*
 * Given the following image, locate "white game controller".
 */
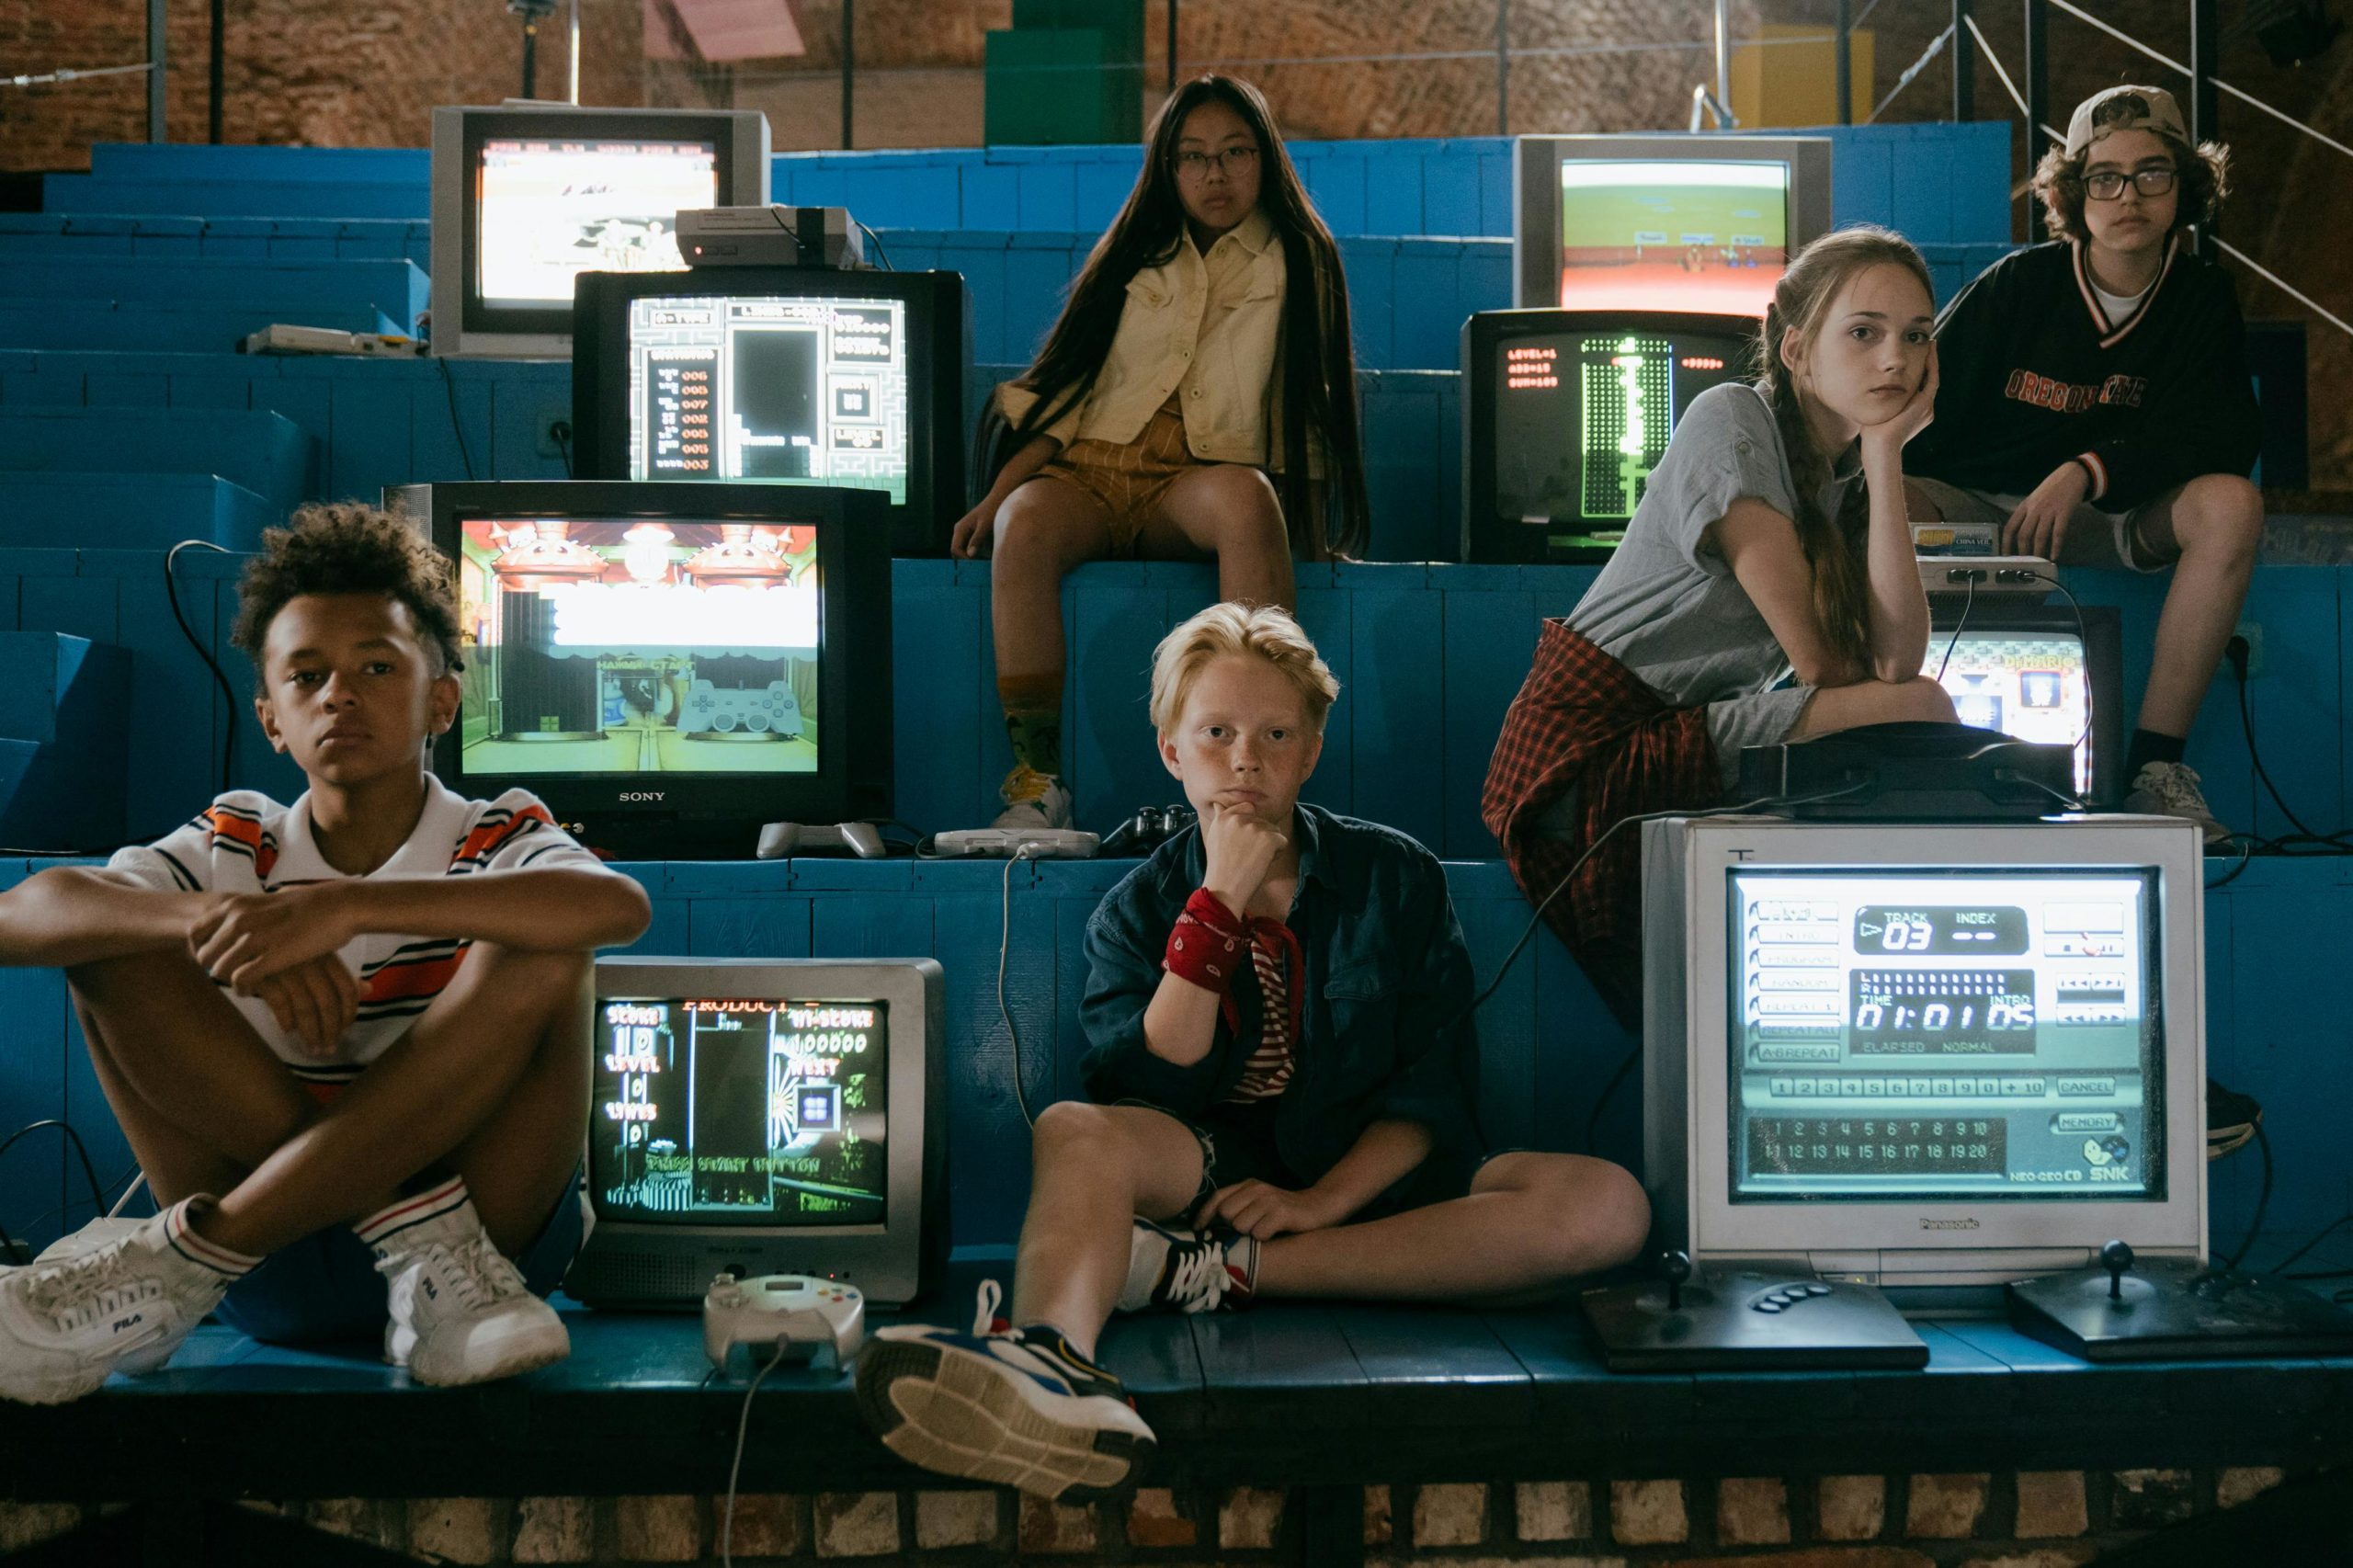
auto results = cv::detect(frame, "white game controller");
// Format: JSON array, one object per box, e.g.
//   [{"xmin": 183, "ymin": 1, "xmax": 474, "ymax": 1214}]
[{"xmin": 702, "ymin": 1271, "xmax": 865, "ymax": 1374}]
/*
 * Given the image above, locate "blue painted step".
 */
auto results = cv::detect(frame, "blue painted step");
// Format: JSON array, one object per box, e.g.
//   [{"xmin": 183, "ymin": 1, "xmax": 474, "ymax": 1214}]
[
  {"xmin": 0, "ymin": 472, "xmax": 277, "ymax": 551},
  {"xmin": 0, "ymin": 633, "xmax": 130, "ymax": 852},
  {"xmin": 0, "ymin": 406, "xmax": 314, "ymax": 521},
  {"xmin": 0, "ymin": 213, "xmax": 431, "ymax": 267},
  {"xmin": 0, "ymin": 300, "xmax": 398, "ymax": 354},
  {"xmin": 0, "ymin": 257, "xmax": 428, "ymax": 337}
]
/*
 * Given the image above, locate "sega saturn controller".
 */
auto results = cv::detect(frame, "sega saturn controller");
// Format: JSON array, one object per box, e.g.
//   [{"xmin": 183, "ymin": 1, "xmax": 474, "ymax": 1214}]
[
  {"xmin": 756, "ymin": 821, "xmax": 886, "ymax": 859},
  {"xmin": 703, "ymin": 1272, "xmax": 865, "ymax": 1373}
]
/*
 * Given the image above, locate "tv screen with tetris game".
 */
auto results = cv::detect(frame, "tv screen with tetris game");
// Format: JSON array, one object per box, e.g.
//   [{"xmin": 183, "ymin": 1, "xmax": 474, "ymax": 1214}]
[
  {"xmin": 1462, "ymin": 309, "xmax": 1756, "ymax": 562},
  {"xmin": 566, "ymin": 958, "xmax": 947, "ymax": 1308},
  {"xmin": 572, "ymin": 267, "xmax": 967, "ymax": 557},
  {"xmin": 1512, "ymin": 134, "xmax": 1832, "ymax": 315}
]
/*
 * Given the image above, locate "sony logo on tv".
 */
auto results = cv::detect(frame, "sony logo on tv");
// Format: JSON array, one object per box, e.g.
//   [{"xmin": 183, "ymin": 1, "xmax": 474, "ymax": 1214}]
[{"xmin": 618, "ymin": 791, "xmax": 666, "ymax": 803}]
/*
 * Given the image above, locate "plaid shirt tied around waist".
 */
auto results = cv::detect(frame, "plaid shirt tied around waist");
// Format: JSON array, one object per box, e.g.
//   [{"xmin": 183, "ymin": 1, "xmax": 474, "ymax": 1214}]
[{"xmin": 1480, "ymin": 620, "xmax": 1724, "ymax": 1015}]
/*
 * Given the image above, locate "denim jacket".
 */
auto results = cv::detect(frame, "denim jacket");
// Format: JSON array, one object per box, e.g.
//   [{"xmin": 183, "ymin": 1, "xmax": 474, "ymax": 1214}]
[{"xmin": 1078, "ymin": 804, "xmax": 1484, "ymax": 1187}]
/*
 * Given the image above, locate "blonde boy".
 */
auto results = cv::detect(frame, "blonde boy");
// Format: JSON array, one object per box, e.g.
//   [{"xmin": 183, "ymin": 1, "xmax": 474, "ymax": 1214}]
[{"xmin": 857, "ymin": 603, "xmax": 1650, "ymax": 1500}]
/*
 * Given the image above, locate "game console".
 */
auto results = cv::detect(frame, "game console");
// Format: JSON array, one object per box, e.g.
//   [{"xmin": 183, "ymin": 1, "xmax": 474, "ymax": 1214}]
[
  {"xmin": 243, "ymin": 324, "xmax": 426, "ymax": 357},
  {"xmin": 678, "ymin": 205, "xmax": 866, "ymax": 269},
  {"xmin": 702, "ymin": 1271, "xmax": 865, "ymax": 1373},
  {"xmin": 1919, "ymin": 556, "xmax": 2061, "ymax": 597},
  {"xmin": 2007, "ymin": 1241, "xmax": 2353, "ymax": 1361},
  {"xmin": 756, "ymin": 821, "xmax": 886, "ymax": 859},
  {"xmin": 930, "ymin": 828, "xmax": 1100, "ymax": 858},
  {"xmin": 1736, "ymin": 720, "xmax": 2079, "ymax": 819},
  {"xmin": 679, "ymin": 680, "xmax": 803, "ymax": 740}
]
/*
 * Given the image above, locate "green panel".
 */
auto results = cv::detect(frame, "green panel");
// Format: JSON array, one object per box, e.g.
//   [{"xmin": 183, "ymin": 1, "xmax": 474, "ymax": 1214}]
[{"xmin": 984, "ymin": 28, "xmax": 1141, "ymax": 146}]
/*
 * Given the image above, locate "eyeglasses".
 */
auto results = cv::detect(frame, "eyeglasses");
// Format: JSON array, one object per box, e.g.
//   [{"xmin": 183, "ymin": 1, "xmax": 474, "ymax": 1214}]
[
  {"xmin": 2085, "ymin": 166, "xmax": 2177, "ymax": 200},
  {"xmin": 1175, "ymin": 146, "xmax": 1259, "ymax": 179}
]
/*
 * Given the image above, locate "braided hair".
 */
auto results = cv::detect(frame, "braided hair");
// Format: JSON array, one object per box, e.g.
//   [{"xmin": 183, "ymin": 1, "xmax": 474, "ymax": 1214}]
[{"xmin": 1750, "ymin": 225, "xmax": 1935, "ymax": 678}]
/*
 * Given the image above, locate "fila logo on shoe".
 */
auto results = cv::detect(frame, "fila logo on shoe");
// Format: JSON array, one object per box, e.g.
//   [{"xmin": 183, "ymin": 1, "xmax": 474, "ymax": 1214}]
[{"xmin": 112, "ymin": 1312, "xmax": 145, "ymax": 1334}]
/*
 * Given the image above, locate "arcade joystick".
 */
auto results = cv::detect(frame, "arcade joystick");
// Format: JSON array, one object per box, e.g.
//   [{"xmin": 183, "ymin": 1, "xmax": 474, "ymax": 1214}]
[
  {"xmin": 1661, "ymin": 1249, "xmax": 1691, "ymax": 1312},
  {"xmin": 2102, "ymin": 1239, "xmax": 2134, "ymax": 1301},
  {"xmin": 2009, "ymin": 1237, "xmax": 2353, "ymax": 1361},
  {"xmin": 1580, "ymin": 1251, "xmax": 1927, "ymax": 1372}
]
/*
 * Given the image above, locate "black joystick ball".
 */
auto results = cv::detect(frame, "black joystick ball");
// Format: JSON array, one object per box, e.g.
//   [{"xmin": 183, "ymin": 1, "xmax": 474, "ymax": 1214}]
[
  {"xmin": 2101, "ymin": 1239, "xmax": 2135, "ymax": 1301},
  {"xmin": 1661, "ymin": 1249, "xmax": 1693, "ymax": 1312}
]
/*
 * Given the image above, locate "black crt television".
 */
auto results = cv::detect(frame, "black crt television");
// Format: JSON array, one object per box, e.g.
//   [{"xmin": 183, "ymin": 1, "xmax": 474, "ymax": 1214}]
[
  {"xmin": 428, "ymin": 104, "xmax": 770, "ymax": 359},
  {"xmin": 1462, "ymin": 308, "xmax": 1758, "ymax": 563},
  {"xmin": 571, "ymin": 267, "xmax": 968, "ymax": 557},
  {"xmin": 388, "ymin": 481, "xmax": 892, "ymax": 860},
  {"xmin": 1927, "ymin": 601, "xmax": 2125, "ymax": 807},
  {"xmin": 571, "ymin": 956, "xmax": 948, "ymax": 1308}
]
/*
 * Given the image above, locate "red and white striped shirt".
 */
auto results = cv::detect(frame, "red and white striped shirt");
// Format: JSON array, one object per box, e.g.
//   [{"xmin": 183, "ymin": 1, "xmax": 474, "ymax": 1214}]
[{"xmin": 106, "ymin": 777, "xmax": 612, "ymax": 1085}]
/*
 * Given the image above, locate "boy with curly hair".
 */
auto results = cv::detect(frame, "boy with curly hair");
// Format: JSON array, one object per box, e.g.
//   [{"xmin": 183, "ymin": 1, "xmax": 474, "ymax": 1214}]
[
  {"xmin": 1905, "ymin": 85, "xmax": 2264, "ymax": 838},
  {"xmin": 0, "ymin": 503, "xmax": 650, "ymax": 1403}
]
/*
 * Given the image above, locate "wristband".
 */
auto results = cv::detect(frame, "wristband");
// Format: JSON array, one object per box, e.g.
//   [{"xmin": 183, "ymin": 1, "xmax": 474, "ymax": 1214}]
[{"xmin": 1164, "ymin": 888, "xmax": 1246, "ymax": 994}]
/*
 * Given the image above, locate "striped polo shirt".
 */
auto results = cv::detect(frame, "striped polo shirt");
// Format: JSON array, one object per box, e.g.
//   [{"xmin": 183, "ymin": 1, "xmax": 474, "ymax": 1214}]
[{"xmin": 106, "ymin": 777, "xmax": 611, "ymax": 1087}]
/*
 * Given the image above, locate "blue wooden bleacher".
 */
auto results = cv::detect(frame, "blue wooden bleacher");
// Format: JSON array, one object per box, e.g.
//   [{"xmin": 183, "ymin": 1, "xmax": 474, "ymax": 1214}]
[{"xmin": 2, "ymin": 124, "xmax": 2349, "ymax": 1544}]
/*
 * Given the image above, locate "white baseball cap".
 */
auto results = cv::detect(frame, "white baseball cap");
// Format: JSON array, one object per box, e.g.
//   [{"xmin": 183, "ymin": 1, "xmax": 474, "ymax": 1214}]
[{"xmin": 2065, "ymin": 85, "xmax": 2189, "ymax": 157}]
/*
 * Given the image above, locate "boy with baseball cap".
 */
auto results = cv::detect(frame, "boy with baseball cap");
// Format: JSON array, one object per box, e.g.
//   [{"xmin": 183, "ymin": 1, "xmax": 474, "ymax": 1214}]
[{"xmin": 1905, "ymin": 85, "xmax": 2263, "ymax": 840}]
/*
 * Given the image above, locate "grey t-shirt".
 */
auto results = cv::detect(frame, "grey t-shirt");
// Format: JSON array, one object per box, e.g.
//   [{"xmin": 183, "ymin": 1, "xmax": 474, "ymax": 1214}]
[{"xmin": 1568, "ymin": 382, "xmax": 1864, "ymax": 707}]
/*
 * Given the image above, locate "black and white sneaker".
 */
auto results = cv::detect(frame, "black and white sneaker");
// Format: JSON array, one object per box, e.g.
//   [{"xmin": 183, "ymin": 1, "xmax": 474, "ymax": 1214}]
[
  {"xmin": 854, "ymin": 1280, "xmax": 1154, "ymax": 1500},
  {"xmin": 1119, "ymin": 1219, "xmax": 1259, "ymax": 1314}
]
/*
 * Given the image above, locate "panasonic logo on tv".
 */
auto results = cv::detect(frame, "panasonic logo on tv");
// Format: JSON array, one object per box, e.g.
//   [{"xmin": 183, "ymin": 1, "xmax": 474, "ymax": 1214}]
[
  {"xmin": 1920, "ymin": 1218, "xmax": 1981, "ymax": 1231},
  {"xmin": 619, "ymin": 791, "xmax": 666, "ymax": 803}
]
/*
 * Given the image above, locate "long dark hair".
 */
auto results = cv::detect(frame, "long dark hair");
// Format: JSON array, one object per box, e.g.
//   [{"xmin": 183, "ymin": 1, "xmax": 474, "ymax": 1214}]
[
  {"xmin": 986, "ymin": 74, "xmax": 1369, "ymax": 559},
  {"xmin": 1750, "ymin": 225, "xmax": 1935, "ymax": 677}
]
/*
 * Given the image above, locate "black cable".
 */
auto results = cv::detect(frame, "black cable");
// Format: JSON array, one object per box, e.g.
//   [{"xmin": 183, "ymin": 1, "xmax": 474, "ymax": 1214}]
[
  {"xmin": 0, "ymin": 1119, "xmax": 108, "ymax": 1219},
  {"xmin": 436, "ymin": 357, "xmax": 479, "ymax": 481},
  {"xmin": 551, "ymin": 419, "xmax": 574, "ymax": 479},
  {"xmin": 167, "ymin": 539, "xmax": 239, "ymax": 793},
  {"xmin": 1934, "ymin": 573, "xmax": 1975, "ymax": 682},
  {"xmin": 2234, "ymin": 656, "xmax": 2323, "ymax": 840},
  {"xmin": 2015, "ymin": 570, "xmax": 2094, "ymax": 761},
  {"xmin": 12, "ymin": 1158, "xmax": 143, "ymax": 1242},
  {"xmin": 2206, "ymin": 835, "xmax": 2256, "ymax": 886},
  {"xmin": 2224, "ymin": 1118, "xmax": 2272, "ymax": 1273},
  {"xmin": 853, "ymin": 219, "xmax": 893, "ymax": 270},
  {"xmin": 2261, "ymin": 1210, "xmax": 2353, "ymax": 1279}
]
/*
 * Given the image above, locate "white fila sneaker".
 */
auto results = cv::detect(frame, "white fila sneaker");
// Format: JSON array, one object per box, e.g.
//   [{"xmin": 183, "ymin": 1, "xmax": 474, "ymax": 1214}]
[
  {"xmin": 366, "ymin": 1183, "xmax": 569, "ymax": 1387},
  {"xmin": 0, "ymin": 1204, "xmax": 241, "ymax": 1405}
]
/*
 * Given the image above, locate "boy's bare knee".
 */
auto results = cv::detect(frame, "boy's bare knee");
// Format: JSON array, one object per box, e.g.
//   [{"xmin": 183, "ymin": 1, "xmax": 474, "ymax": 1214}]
[
  {"xmin": 1575, "ymin": 1159, "xmax": 1654, "ymax": 1272},
  {"xmin": 1031, "ymin": 1098, "xmax": 1118, "ymax": 1159},
  {"xmin": 65, "ymin": 947, "xmax": 205, "ymax": 1007}
]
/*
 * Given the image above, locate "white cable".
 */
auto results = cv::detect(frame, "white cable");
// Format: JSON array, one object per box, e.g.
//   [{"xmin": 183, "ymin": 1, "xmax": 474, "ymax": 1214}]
[
  {"xmin": 720, "ymin": 1338, "xmax": 792, "ymax": 1568},
  {"xmin": 1963, "ymin": 14, "xmax": 2029, "ymax": 125},
  {"xmin": 1865, "ymin": 24, "xmax": 1953, "ymax": 126},
  {"xmin": 999, "ymin": 846, "xmax": 1043, "ymax": 1130},
  {"xmin": 108, "ymin": 1172, "xmax": 147, "ymax": 1220}
]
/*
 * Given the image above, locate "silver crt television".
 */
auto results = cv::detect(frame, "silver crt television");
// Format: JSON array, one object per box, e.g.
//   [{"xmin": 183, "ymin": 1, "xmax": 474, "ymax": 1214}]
[
  {"xmin": 565, "ymin": 957, "xmax": 945, "ymax": 1308},
  {"xmin": 1643, "ymin": 815, "xmax": 2206, "ymax": 1293}
]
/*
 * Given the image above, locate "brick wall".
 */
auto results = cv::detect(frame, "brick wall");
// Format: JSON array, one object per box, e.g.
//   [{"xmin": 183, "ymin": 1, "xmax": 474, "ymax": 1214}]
[
  {"xmin": 0, "ymin": 0, "xmax": 647, "ymax": 170},
  {"xmin": 0, "ymin": 1465, "xmax": 2304, "ymax": 1562}
]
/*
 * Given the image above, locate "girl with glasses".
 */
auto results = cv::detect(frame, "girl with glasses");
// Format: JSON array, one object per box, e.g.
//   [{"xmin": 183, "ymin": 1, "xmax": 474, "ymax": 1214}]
[
  {"xmin": 1905, "ymin": 85, "xmax": 2260, "ymax": 842},
  {"xmin": 956, "ymin": 74, "xmax": 1369, "ymax": 835}
]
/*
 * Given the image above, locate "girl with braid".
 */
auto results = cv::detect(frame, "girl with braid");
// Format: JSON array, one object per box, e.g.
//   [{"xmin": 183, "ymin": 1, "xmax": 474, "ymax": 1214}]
[
  {"xmin": 1483, "ymin": 226, "xmax": 1950, "ymax": 1023},
  {"xmin": 956, "ymin": 74, "xmax": 1370, "ymax": 832}
]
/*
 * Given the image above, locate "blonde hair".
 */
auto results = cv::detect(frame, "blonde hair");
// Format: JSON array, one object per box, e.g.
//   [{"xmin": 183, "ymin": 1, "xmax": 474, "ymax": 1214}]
[
  {"xmin": 1149, "ymin": 602, "xmax": 1340, "ymax": 734},
  {"xmin": 1753, "ymin": 224, "xmax": 1936, "ymax": 678}
]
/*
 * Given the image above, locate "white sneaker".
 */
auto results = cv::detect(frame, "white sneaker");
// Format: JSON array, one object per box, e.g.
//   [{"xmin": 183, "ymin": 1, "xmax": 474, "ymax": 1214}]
[
  {"xmin": 2123, "ymin": 760, "xmax": 2230, "ymax": 845},
  {"xmin": 1119, "ymin": 1220, "xmax": 1259, "ymax": 1314},
  {"xmin": 371, "ymin": 1195, "xmax": 569, "ymax": 1388},
  {"xmin": 854, "ymin": 1280, "xmax": 1154, "ymax": 1500},
  {"xmin": 993, "ymin": 765, "xmax": 1074, "ymax": 831},
  {"xmin": 0, "ymin": 1205, "xmax": 238, "ymax": 1404}
]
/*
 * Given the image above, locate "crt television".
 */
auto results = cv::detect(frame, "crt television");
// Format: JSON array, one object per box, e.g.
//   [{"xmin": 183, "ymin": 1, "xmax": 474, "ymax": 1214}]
[
  {"xmin": 389, "ymin": 481, "xmax": 892, "ymax": 860},
  {"xmin": 571, "ymin": 267, "xmax": 968, "ymax": 557},
  {"xmin": 1643, "ymin": 814, "xmax": 2207, "ymax": 1295},
  {"xmin": 1462, "ymin": 308, "xmax": 1756, "ymax": 562},
  {"xmin": 429, "ymin": 104, "xmax": 770, "ymax": 359},
  {"xmin": 1512, "ymin": 134, "xmax": 1833, "ymax": 316},
  {"xmin": 1927, "ymin": 603, "xmax": 2124, "ymax": 806},
  {"xmin": 567, "ymin": 957, "xmax": 947, "ymax": 1308}
]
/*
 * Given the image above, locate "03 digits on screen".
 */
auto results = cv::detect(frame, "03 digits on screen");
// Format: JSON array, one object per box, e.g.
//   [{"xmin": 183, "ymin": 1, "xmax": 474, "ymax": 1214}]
[{"xmin": 1730, "ymin": 871, "xmax": 2159, "ymax": 1202}]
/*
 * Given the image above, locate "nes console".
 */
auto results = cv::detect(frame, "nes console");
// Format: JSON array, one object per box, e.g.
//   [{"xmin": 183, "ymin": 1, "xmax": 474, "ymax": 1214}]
[{"xmin": 680, "ymin": 205, "xmax": 867, "ymax": 269}]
